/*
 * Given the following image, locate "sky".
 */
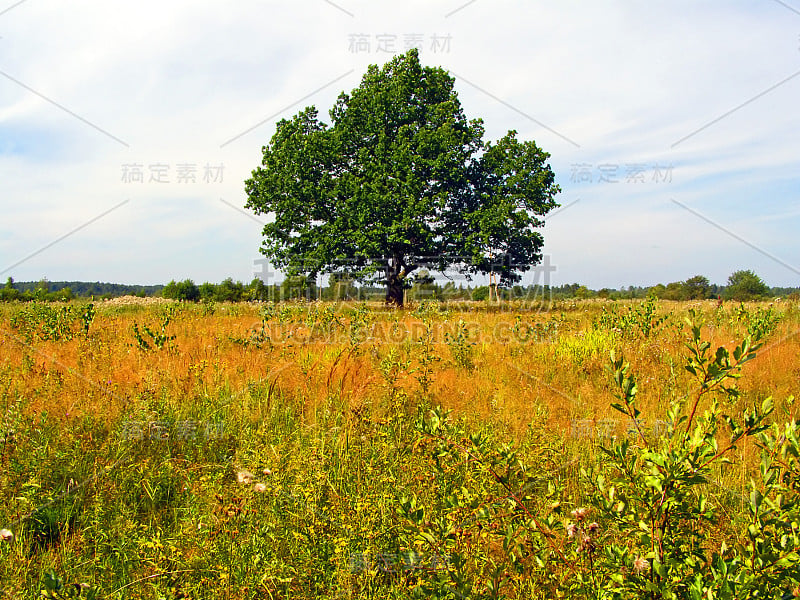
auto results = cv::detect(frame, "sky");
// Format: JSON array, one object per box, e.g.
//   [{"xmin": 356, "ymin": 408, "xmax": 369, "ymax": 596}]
[{"xmin": 1, "ymin": 0, "xmax": 799, "ymax": 289}]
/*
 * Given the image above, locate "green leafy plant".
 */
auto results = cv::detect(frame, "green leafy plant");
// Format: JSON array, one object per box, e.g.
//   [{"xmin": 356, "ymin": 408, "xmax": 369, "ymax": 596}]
[
  {"xmin": 596, "ymin": 294, "xmax": 671, "ymax": 339},
  {"xmin": 378, "ymin": 346, "xmax": 411, "ymax": 403},
  {"xmin": 399, "ymin": 309, "xmax": 798, "ymax": 599},
  {"xmin": 9, "ymin": 302, "xmax": 95, "ymax": 343},
  {"xmin": 39, "ymin": 569, "xmax": 96, "ymax": 599},
  {"xmin": 229, "ymin": 319, "xmax": 271, "ymax": 349},
  {"xmin": 244, "ymin": 49, "xmax": 560, "ymax": 306},
  {"xmin": 399, "ymin": 406, "xmax": 565, "ymax": 599},
  {"xmin": 730, "ymin": 302, "xmax": 781, "ymax": 340},
  {"xmin": 445, "ymin": 319, "xmax": 476, "ymax": 371},
  {"xmin": 131, "ymin": 310, "xmax": 176, "ymax": 351},
  {"xmin": 348, "ymin": 303, "xmax": 372, "ymax": 347},
  {"xmin": 570, "ymin": 310, "xmax": 786, "ymax": 599},
  {"xmin": 414, "ymin": 320, "xmax": 440, "ymax": 397}
]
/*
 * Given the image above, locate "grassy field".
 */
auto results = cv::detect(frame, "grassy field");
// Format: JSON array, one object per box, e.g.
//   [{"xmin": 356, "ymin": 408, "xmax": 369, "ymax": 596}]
[{"xmin": 0, "ymin": 297, "xmax": 798, "ymax": 598}]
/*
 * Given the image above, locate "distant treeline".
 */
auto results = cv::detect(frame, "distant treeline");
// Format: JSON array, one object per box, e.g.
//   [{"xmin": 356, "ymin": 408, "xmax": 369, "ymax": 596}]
[
  {"xmin": 0, "ymin": 278, "xmax": 163, "ymax": 302},
  {"xmin": 129, "ymin": 271, "xmax": 800, "ymax": 303},
  {"xmin": 2, "ymin": 270, "xmax": 797, "ymax": 304}
]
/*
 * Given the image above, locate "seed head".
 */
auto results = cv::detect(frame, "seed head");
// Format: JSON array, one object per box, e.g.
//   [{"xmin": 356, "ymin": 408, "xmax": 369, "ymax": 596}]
[
  {"xmin": 578, "ymin": 535, "xmax": 595, "ymax": 553},
  {"xmin": 0, "ymin": 528, "xmax": 13, "ymax": 542},
  {"xmin": 566, "ymin": 523, "xmax": 577, "ymax": 538},
  {"xmin": 571, "ymin": 507, "xmax": 589, "ymax": 521},
  {"xmin": 633, "ymin": 555, "xmax": 650, "ymax": 574},
  {"xmin": 253, "ymin": 483, "xmax": 266, "ymax": 493},
  {"xmin": 236, "ymin": 470, "xmax": 254, "ymax": 485}
]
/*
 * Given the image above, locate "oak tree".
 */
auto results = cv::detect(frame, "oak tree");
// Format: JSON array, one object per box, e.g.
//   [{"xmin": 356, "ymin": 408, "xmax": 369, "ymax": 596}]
[{"xmin": 245, "ymin": 49, "xmax": 560, "ymax": 306}]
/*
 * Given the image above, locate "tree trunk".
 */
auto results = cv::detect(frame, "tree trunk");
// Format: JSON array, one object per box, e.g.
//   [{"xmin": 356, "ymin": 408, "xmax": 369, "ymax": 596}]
[
  {"xmin": 385, "ymin": 271, "xmax": 404, "ymax": 307},
  {"xmin": 385, "ymin": 256, "xmax": 406, "ymax": 307}
]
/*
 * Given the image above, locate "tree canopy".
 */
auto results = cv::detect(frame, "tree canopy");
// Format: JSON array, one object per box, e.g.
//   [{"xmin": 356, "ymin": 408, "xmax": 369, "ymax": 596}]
[
  {"xmin": 245, "ymin": 49, "xmax": 560, "ymax": 305},
  {"xmin": 162, "ymin": 279, "xmax": 200, "ymax": 302},
  {"xmin": 724, "ymin": 269, "xmax": 770, "ymax": 301}
]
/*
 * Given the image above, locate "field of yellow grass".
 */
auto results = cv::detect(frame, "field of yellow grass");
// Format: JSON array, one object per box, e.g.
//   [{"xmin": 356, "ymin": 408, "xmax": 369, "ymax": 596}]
[
  {"xmin": 2, "ymin": 298, "xmax": 796, "ymax": 436},
  {"xmin": 0, "ymin": 297, "xmax": 797, "ymax": 598}
]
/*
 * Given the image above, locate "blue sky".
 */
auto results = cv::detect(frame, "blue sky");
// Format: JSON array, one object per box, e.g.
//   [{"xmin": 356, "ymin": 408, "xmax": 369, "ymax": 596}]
[{"xmin": 1, "ymin": 0, "xmax": 798, "ymax": 288}]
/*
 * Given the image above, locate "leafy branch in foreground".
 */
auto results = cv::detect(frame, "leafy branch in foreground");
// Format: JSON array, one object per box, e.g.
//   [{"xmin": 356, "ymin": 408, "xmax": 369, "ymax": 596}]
[
  {"xmin": 586, "ymin": 310, "xmax": 777, "ymax": 599},
  {"xmin": 401, "ymin": 309, "xmax": 799, "ymax": 599}
]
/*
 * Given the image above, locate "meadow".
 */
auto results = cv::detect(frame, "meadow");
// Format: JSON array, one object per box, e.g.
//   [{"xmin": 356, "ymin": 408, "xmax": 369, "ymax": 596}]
[{"xmin": 0, "ymin": 296, "xmax": 798, "ymax": 599}]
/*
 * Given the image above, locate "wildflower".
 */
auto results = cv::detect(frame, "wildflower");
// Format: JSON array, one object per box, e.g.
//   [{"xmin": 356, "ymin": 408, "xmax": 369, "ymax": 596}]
[
  {"xmin": 578, "ymin": 535, "xmax": 595, "ymax": 554},
  {"xmin": 262, "ymin": 468, "xmax": 272, "ymax": 476},
  {"xmin": 566, "ymin": 523, "xmax": 577, "ymax": 538},
  {"xmin": 0, "ymin": 529, "xmax": 13, "ymax": 542},
  {"xmin": 254, "ymin": 483, "xmax": 266, "ymax": 493},
  {"xmin": 633, "ymin": 555, "xmax": 650, "ymax": 574},
  {"xmin": 587, "ymin": 522, "xmax": 600, "ymax": 533},
  {"xmin": 236, "ymin": 470, "xmax": 254, "ymax": 484},
  {"xmin": 571, "ymin": 507, "xmax": 589, "ymax": 521}
]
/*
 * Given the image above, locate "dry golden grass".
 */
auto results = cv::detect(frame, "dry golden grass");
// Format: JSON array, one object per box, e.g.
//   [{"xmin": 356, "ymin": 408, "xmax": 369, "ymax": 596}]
[{"xmin": 1, "ymin": 298, "xmax": 797, "ymax": 444}]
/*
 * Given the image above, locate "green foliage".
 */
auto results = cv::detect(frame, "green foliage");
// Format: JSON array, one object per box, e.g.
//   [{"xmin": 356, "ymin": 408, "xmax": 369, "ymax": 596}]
[
  {"xmin": 8, "ymin": 302, "xmax": 95, "ymax": 342},
  {"xmin": 215, "ymin": 277, "xmax": 246, "ymax": 302},
  {"xmin": 510, "ymin": 313, "xmax": 563, "ymax": 343},
  {"xmin": 162, "ymin": 279, "xmax": 200, "ymax": 302},
  {"xmin": 596, "ymin": 293, "xmax": 671, "ymax": 339},
  {"xmin": 408, "ymin": 270, "xmax": 441, "ymax": 301},
  {"xmin": 730, "ymin": 302, "xmax": 782, "ymax": 340},
  {"xmin": 229, "ymin": 318, "xmax": 271, "ymax": 349},
  {"xmin": 746, "ymin": 417, "xmax": 800, "ymax": 593},
  {"xmin": 0, "ymin": 277, "xmax": 20, "ymax": 302},
  {"xmin": 400, "ymin": 406, "xmax": 563, "ymax": 599},
  {"xmin": 648, "ymin": 276, "xmax": 716, "ymax": 301},
  {"xmin": 398, "ymin": 309, "xmax": 799, "ymax": 599},
  {"xmin": 471, "ymin": 286, "xmax": 491, "ymax": 302},
  {"xmin": 725, "ymin": 270, "xmax": 770, "ymax": 301},
  {"xmin": 414, "ymin": 319, "xmax": 439, "ymax": 397},
  {"xmin": 1, "ymin": 279, "xmax": 162, "ymax": 300},
  {"xmin": 281, "ymin": 274, "xmax": 317, "ymax": 301},
  {"xmin": 683, "ymin": 275, "xmax": 712, "ymax": 300},
  {"xmin": 412, "ymin": 300, "xmax": 451, "ymax": 320},
  {"xmin": 445, "ymin": 319, "xmax": 476, "ymax": 371},
  {"xmin": 310, "ymin": 303, "xmax": 342, "ymax": 335},
  {"xmin": 378, "ymin": 346, "xmax": 411, "ymax": 404},
  {"xmin": 348, "ymin": 303, "xmax": 372, "ymax": 347},
  {"xmin": 131, "ymin": 308, "xmax": 176, "ymax": 351},
  {"xmin": 573, "ymin": 313, "xmax": 786, "ymax": 599},
  {"xmin": 200, "ymin": 297, "xmax": 216, "ymax": 316},
  {"xmin": 40, "ymin": 570, "xmax": 96, "ymax": 599},
  {"xmin": 244, "ymin": 49, "xmax": 560, "ymax": 305}
]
